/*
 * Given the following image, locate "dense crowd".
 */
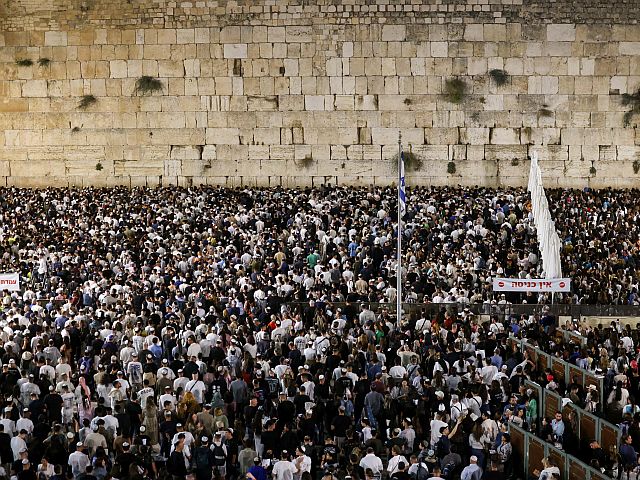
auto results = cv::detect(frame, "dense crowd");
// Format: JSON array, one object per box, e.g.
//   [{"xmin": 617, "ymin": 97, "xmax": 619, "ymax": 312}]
[{"xmin": 0, "ymin": 185, "xmax": 635, "ymax": 480}]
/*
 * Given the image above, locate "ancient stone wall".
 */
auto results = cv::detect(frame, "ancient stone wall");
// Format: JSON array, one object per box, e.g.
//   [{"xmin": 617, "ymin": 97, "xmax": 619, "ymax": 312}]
[{"xmin": 1, "ymin": 0, "xmax": 639, "ymax": 188}]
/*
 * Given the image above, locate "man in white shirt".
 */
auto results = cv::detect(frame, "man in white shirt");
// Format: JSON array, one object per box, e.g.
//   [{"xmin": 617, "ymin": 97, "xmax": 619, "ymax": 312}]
[
  {"xmin": 430, "ymin": 413, "xmax": 448, "ymax": 447},
  {"xmin": 0, "ymin": 407, "xmax": 15, "ymax": 435},
  {"xmin": 293, "ymin": 446, "xmax": 311, "ymax": 480},
  {"xmin": 171, "ymin": 423, "xmax": 195, "ymax": 448},
  {"xmin": 480, "ymin": 358, "xmax": 498, "ymax": 385},
  {"xmin": 184, "ymin": 372, "xmax": 206, "ymax": 405},
  {"xmin": 272, "ymin": 451, "xmax": 296, "ymax": 480},
  {"xmin": 68, "ymin": 442, "xmax": 91, "ymax": 478},
  {"xmin": 11, "ymin": 430, "xmax": 28, "ymax": 461},
  {"xmin": 159, "ymin": 386, "xmax": 177, "ymax": 410},
  {"xmin": 450, "ymin": 395, "xmax": 468, "ymax": 424},
  {"xmin": 359, "ymin": 447, "xmax": 384, "ymax": 476},
  {"xmin": 386, "ymin": 445, "xmax": 409, "ymax": 476},
  {"xmin": 172, "ymin": 368, "xmax": 188, "ymax": 393},
  {"xmin": 55, "ymin": 357, "xmax": 72, "ymax": 382},
  {"xmin": 137, "ymin": 380, "xmax": 155, "ymax": 409},
  {"xmin": 15, "ymin": 409, "xmax": 33, "ymax": 435}
]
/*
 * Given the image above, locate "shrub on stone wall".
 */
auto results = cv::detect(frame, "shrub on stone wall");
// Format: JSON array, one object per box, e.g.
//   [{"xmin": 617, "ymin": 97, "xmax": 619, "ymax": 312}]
[
  {"xmin": 392, "ymin": 151, "xmax": 423, "ymax": 172},
  {"xmin": 620, "ymin": 88, "xmax": 640, "ymax": 127},
  {"xmin": 489, "ymin": 69, "xmax": 509, "ymax": 87},
  {"xmin": 134, "ymin": 76, "xmax": 164, "ymax": 95},
  {"xmin": 78, "ymin": 95, "xmax": 97, "ymax": 110},
  {"xmin": 444, "ymin": 78, "xmax": 467, "ymax": 104}
]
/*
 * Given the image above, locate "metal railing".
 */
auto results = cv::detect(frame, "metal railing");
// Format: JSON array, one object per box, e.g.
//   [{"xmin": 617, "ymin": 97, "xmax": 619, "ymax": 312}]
[
  {"xmin": 284, "ymin": 301, "xmax": 640, "ymax": 319},
  {"xmin": 509, "ymin": 423, "xmax": 612, "ymax": 480}
]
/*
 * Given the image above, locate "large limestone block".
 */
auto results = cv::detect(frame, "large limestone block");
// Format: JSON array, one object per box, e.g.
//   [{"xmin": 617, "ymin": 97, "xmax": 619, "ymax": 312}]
[
  {"xmin": 382, "ymin": 25, "xmax": 406, "ymax": 42},
  {"xmin": 620, "ymin": 42, "xmax": 640, "ymax": 55},
  {"xmin": 582, "ymin": 128, "xmax": 613, "ymax": 146},
  {"xmin": 143, "ymin": 45, "xmax": 171, "ymax": 60},
  {"xmin": 202, "ymin": 145, "xmax": 216, "ymax": 160},
  {"xmin": 21, "ymin": 80, "xmax": 47, "ymax": 97},
  {"xmin": 248, "ymin": 145, "xmax": 270, "ymax": 160},
  {"xmin": 206, "ymin": 128, "xmax": 240, "ymax": 145},
  {"xmin": 45, "ymin": 31, "xmax": 67, "ymax": 46},
  {"xmin": 247, "ymin": 96, "xmax": 279, "ymax": 111},
  {"xmin": 484, "ymin": 145, "xmax": 528, "ymax": 161},
  {"xmin": 158, "ymin": 60, "xmax": 185, "ymax": 77},
  {"xmin": 223, "ymin": 44, "xmax": 248, "ymax": 59},
  {"xmin": 431, "ymin": 42, "xmax": 448, "ymax": 57},
  {"xmin": 372, "ymin": 127, "xmax": 423, "ymax": 145},
  {"xmin": 464, "ymin": 24, "xmax": 484, "ymax": 41},
  {"xmin": 355, "ymin": 95, "xmax": 379, "ymax": 111},
  {"xmin": 11, "ymin": 160, "xmax": 65, "ymax": 177},
  {"xmin": 490, "ymin": 128, "xmax": 520, "ymax": 145},
  {"xmin": 304, "ymin": 95, "xmax": 325, "ymax": 111},
  {"xmin": 109, "ymin": 60, "xmax": 128, "ymax": 78},
  {"xmin": 268, "ymin": 27, "xmax": 286, "ymax": 43},
  {"xmin": 220, "ymin": 27, "xmax": 241, "ymax": 44},
  {"xmin": 253, "ymin": 127, "xmax": 281, "ymax": 144},
  {"xmin": 425, "ymin": 128, "xmax": 459, "ymax": 145},
  {"xmin": 170, "ymin": 146, "xmax": 201, "ymax": 160},
  {"xmin": 547, "ymin": 24, "xmax": 576, "ymax": 41},
  {"xmin": 8, "ymin": 176, "xmax": 69, "ymax": 188},
  {"xmin": 269, "ymin": 145, "xmax": 294, "ymax": 161},
  {"xmin": 286, "ymin": 26, "xmax": 313, "ymax": 43},
  {"xmin": 461, "ymin": 128, "xmax": 490, "ymax": 145}
]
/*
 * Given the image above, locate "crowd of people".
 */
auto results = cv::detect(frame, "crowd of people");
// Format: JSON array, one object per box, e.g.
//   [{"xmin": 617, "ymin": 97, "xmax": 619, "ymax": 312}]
[{"xmin": 0, "ymin": 185, "xmax": 634, "ymax": 480}]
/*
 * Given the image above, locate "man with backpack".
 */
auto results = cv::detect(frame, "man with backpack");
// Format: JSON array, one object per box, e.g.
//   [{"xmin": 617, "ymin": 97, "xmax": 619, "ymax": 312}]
[
  {"xmin": 407, "ymin": 455, "xmax": 429, "ymax": 480},
  {"xmin": 210, "ymin": 432, "xmax": 228, "ymax": 478},
  {"xmin": 192, "ymin": 436, "xmax": 215, "ymax": 480}
]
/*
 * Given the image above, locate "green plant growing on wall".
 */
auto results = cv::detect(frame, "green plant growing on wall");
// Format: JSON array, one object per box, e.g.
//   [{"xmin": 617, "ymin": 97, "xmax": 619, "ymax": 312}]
[
  {"xmin": 403, "ymin": 98, "xmax": 412, "ymax": 106},
  {"xmin": 447, "ymin": 161, "xmax": 457, "ymax": 174},
  {"xmin": 489, "ymin": 69, "xmax": 509, "ymax": 87},
  {"xmin": 589, "ymin": 166, "xmax": 596, "ymax": 176},
  {"xmin": 444, "ymin": 78, "xmax": 467, "ymax": 104},
  {"xmin": 538, "ymin": 107, "xmax": 554, "ymax": 118},
  {"xmin": 95, "ymin": 162, "xmax": 103, "ymax": 171},
  {"xmin": 634, "ymin": 159, "xmax": 640, "ymax": 174},
  {"xmin": 297, "ymin": 154, "xmax": 314, "ymax": 169},
  {"xmin": 620, "ymin": 88, "xmax": 640, "ymax": 127},
  {"xmin": 511, "ymin": 158, "xmax": 520, "ymax": 166},
  {"xmin": 392, "ymin": 151, "xmax": 423, "ymax": 172},
  {"xmin": 15, "ymin": 59, "xmax": 33, "ymax": 67},
  {"xmin": 135, "ymin": 76, "xmax": 163, "ymax": 95},
  {"xmin": 78, "ymin": 94, "xmax": 97, "ymax": 110},
  {"xmin": 37, "ymin": 58, "xmax": 51, "ymax": 67},
  {"xmin": 71, "ymin": 126, "xmax": 81, "ymax": 133}
]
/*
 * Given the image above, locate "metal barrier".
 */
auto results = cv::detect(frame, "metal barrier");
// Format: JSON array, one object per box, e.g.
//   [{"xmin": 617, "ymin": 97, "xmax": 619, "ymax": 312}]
[
  {"xmin": 508, "ymin": 336, "xmax": 605, "ymax": 406},
  {"xmin": 522, "ymin": 379, "xmax": 621, "ymax": 463},
  {"xmin": 559, "ymin": 328, "xmax": 588, "ymax": 347},
  {"xmin": 509, "ymin": 423, "xmax": 613, "ymax": 480},
  {"xmin": 546, "ymin": 388, "xmax": 621, "ymax": 455},
  {"xmin": 284, "ymin": 301, "xmax": 640, "ymax": 319}
]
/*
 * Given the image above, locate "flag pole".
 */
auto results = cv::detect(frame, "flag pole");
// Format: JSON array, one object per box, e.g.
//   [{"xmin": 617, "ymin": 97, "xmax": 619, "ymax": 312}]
[{"xmin": 397, "ymin": 131, "xmax": 402, "ymax": 326}]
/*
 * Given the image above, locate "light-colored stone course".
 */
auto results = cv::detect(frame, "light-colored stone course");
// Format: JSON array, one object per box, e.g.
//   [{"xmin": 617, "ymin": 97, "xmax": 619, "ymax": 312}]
[{"xmin": 1, "ymin": 1, "xmax": 640, "ymax": 187}]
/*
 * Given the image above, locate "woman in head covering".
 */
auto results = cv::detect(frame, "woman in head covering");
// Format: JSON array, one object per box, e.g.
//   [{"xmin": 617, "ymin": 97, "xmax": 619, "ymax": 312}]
[{"xmin": 142, "ymin": 396, "xmax": 159, "ymax": 446}]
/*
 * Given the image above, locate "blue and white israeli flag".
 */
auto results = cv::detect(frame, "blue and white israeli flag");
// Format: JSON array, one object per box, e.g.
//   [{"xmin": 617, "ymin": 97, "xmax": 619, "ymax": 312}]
[{"xmin": 399, "ymin": 150, "xmax": 406, "ymax": 218}]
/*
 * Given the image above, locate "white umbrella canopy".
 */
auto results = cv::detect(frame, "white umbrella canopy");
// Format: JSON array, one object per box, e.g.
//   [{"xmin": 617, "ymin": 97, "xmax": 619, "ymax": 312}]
[{"xmin": 527, "ymin": 150, "xmax": 563, "ymax": 280}]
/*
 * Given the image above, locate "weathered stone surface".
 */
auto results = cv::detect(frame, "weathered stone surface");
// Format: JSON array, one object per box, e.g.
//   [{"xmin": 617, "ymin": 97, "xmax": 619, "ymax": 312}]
[
  {"xmin": 223, "ymin": 44, "xmax": 247, "ymax": 59},
  {"xmin": 1, "ymin": 1, "xmax": 640, "ymax": 187}
]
